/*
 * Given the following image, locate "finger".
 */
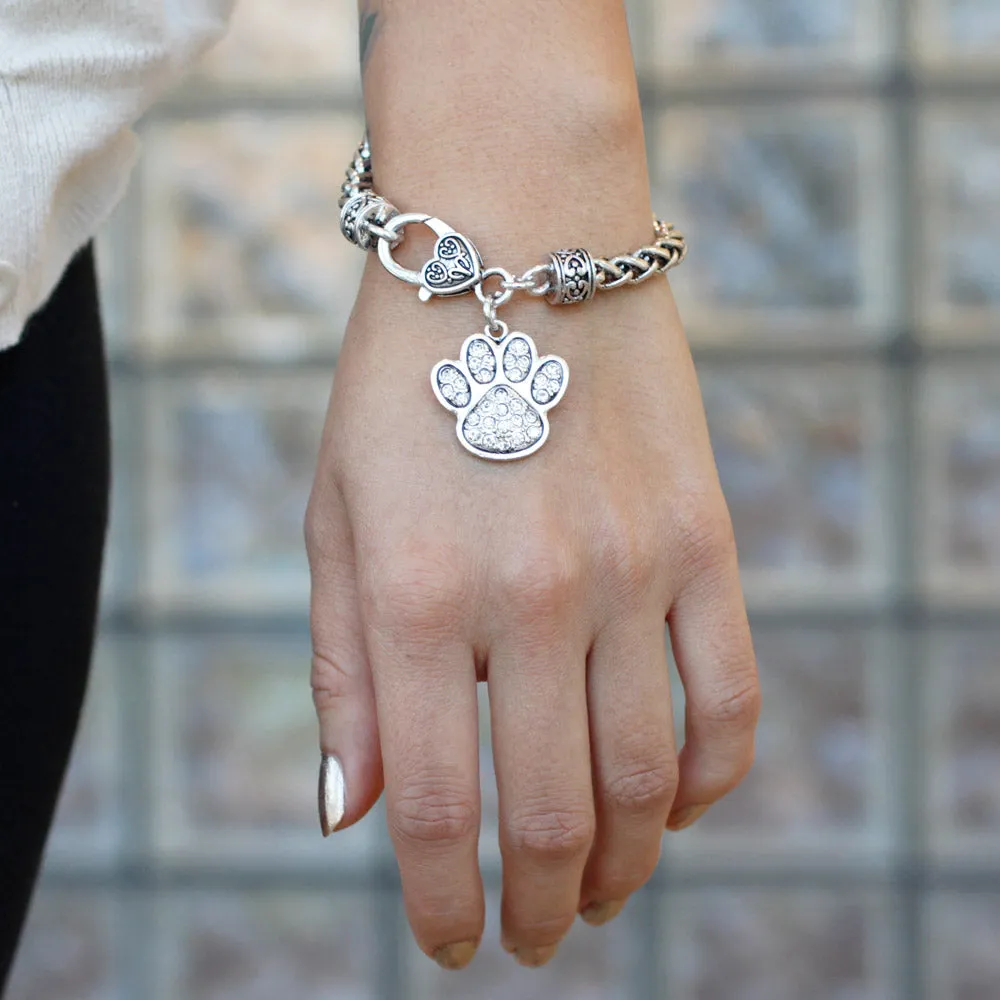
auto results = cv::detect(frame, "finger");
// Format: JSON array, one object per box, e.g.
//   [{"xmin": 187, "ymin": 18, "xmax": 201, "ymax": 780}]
[
  {"xmin": 666, "ymin": 528, "xmax": 760, "ymax": 830},
  {"xmin": 579, "ymin": 608, "xmax": 678, "ymax": 924},
  {"xmin": 307, "ymin": 479, "xmax": 382, "ymax": 834},
  {"xmin": 488, "ymin": 575, "xmax": 594, "ymax": 968},
  {"xmin": 361, "ymin": 547, "xmax": 484, "ymax": 970}
]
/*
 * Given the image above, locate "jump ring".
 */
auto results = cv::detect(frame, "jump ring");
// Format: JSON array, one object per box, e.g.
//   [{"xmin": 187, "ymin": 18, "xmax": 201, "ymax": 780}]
[
  {"xmin": 483, "ymin": 295, "xmax": 500, "ymax": 328},
  {"xmin": 521, "ymin": 263, "xmax": 554, "ymax": 297},
  {"xmin": 484, "ymin": 318, "xmax": 509, "ymax": 342},
  {"xmin": 474, "ymin": 267, "xmax": 516, "ymax": 310},
  {"xmin": 366, "ymin": 223, "xmax": 403, "ymax": 246}
]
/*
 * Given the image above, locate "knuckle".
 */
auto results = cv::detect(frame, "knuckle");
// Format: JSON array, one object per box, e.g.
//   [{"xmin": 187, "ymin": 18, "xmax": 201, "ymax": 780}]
[
  {"xmin": 604, "ymin": 754, "xmax": 679, "ymax": 815},
  {"xmin": 392, "ymin": 779, "xmax": 478, "ymax": 847},
  {"xmin": 309, "ymin": 649, "xmax": 354, "ymax": 711},
  {"xmin": 695, "ymin": 673, "xmax": 762, "ymax": 730},
  {"xmin": 303, "ymin": 493, "xmax": 334, "ymax": 559},
  {"xmin": 497, "ymin": 537, "xmax": 582, "ymax": 622},
  {"xmin": 361, "ymin": 549, "xmax": 467, "ymax": 640},
  {"xmin": 671, "ymin": 495, "xmax": 737, "ymax": 579},
  {"xmin": 505, "ymin": 803, "xmax": 595, "ymax": 863}
]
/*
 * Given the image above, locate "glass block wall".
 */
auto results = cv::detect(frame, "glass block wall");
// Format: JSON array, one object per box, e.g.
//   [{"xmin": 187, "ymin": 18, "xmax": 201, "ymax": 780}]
[{"xmin": 9, "ymin": 1, "xmax": 1000, "ymax": 997}]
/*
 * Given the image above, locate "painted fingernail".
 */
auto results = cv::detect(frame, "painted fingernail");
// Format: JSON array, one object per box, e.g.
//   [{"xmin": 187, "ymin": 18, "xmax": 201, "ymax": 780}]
[
  {"xmin": 514, "ymin": 944, "xmax": 559, "ymax": 968},
  {"xmin": 667, "ymin": 804, "xmax": 708, "ymax": 832},
  {"xmin": 433, "ymin": 940, "xmax": 478, "ymax": 970},
  {"xmin": 318, "ymin": 753, "xmax": 346, "ymax": 836},
  {"xmin": 580, "ymin": 899, "xmax": 625, "ymax": 927}
]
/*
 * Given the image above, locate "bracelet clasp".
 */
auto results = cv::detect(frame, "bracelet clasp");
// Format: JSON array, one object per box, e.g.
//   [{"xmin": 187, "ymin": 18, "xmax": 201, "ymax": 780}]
[{"xmin": 376, "ymin": 214, "xmax": 484, "ymax": 302}]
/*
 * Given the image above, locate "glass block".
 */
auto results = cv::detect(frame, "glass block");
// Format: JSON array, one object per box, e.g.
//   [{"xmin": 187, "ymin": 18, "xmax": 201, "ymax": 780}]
[
  {"xmin": 150, "ymin": 636, "xmax": 382, "ymax": 864},
  {"xmin": 698, "ymin": 364, "xmax": 891, "ymax": 606},
  {"xmin": 139, "ymin": 114, "xmax": 365, "ymax": 360},
  {"xmin": 662, "ymin": 888, "xmax": 892, "ymax": 1000},
  {"xmin": 918, "ymin": 110, "xmax": 1000, "ymax": 341},
  {"xmin": 100, "ymin": 377, "xmax": 139, "ymax": 613},
  {"xmin": 94, "ymin": 198, "xmax": 135, "ymax": 357},
  {"xmin": 6, "ymin": 890, "xmax": 119, "ymax": 1000},
  {"xmin": 145, "ymin": 374, "xmax": 328, "ymax": 611},
  {"xmin": 652, "ymin": 105, "xmax": 892, "ymax": 344},
  {"xmin": 926, "ymin": 893, "xmax": 1000, "ymax": 1000},
  {"xmin": 668, "ymin": 627, "xmax": 891, "ymax": 861},
  {"xmin": 191, "ymin": 0, "xmax": 361, "ymax": 89},
  {"xmin": 154, "ymin": 890, "xmax": 376, "ymax": 1000},
  {"xmin": 408, "ymin": 889, "xmax": 631, "ymax": 1000},
  {"xmin": 918, "ymin": 369, "xmax": 1000, "ymax": 601},
  {"xmin": 648, "ymin": 1, "xmax": 886, "ymax": 77},
  {"xmin": 44, "ymin": 640, "xmax": 123, "ymax": 866},
  {"xmin": 926, "ymin": 631, "xmax": 1000, "ymax": 857},
  {"xmin": 915, "ymin": 0, "xmax": 1000, "ymax": 68}
]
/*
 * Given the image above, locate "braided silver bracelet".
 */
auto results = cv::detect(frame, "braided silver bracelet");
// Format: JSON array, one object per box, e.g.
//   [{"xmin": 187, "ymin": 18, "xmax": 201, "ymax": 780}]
[{"xmin": 339, "ymin": 133, "xmax": 688, "ymax": 462}]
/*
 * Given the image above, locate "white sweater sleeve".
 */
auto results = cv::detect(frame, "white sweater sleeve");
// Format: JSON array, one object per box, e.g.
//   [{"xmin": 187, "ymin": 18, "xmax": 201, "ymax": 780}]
[{"xmin": 0, "ymin": 1, "xmax": 234, "ymax": 350}]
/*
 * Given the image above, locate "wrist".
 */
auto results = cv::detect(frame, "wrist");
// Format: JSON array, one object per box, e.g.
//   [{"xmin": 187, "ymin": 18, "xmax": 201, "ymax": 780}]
[
  {"xmin": 364, "ymin": 103, "xmax": 654, "ymax": 280},
  {"xmin": 360, "ymin": 3, "xmax": 652, "ymax": 260}
]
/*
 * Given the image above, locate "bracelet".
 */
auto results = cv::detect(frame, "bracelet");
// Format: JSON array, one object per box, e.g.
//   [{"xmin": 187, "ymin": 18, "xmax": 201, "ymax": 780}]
[{"xmin": 338, "ymin": 132, "xmax": 688, "ymax": 462}]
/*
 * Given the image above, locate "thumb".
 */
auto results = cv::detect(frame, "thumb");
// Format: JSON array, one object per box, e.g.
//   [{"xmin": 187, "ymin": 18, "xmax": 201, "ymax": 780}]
[{"xmin": 306, "ymin": 478, "xmax": 382, "ymax": 834}]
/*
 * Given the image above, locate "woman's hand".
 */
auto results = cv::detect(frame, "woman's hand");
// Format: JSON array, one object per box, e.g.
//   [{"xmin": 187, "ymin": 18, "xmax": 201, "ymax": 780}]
[
  {"xmin": 306, "ymin": 0, "xmax": 759, "ymax": 970},
  {"xmin": 306, "ymin": 259, "xmax": 759, "ymax": 969}
]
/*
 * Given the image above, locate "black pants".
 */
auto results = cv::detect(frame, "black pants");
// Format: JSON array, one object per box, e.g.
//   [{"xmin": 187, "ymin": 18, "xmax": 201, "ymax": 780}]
[{"xmin": 0, "ymin": 245, "xmax": 108, "ymax": 990}]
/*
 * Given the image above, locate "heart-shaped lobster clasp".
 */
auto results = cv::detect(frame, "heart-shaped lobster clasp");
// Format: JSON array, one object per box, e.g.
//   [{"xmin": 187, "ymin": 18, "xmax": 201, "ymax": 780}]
[{"xmin": 376, "ymin": 213, "xmax": 483, "ymax": 301}]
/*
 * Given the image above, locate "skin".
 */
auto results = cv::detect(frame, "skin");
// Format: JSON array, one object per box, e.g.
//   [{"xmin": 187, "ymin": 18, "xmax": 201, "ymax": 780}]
[{"xmin": 308, "ymin": 0, "xmax": 760, "ymax": 971}]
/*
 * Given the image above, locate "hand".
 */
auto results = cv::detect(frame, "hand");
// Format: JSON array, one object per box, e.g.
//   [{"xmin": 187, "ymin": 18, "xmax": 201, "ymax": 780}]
[{"xmin": 306, "ymin": 258, "xmax": 760, "ymax": 969}]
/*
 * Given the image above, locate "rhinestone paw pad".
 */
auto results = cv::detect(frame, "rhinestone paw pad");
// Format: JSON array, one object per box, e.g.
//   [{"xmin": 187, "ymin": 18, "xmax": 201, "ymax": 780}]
[{"xmin": 430, "ymin": 333, "xmax": 568, "ymax": 461}]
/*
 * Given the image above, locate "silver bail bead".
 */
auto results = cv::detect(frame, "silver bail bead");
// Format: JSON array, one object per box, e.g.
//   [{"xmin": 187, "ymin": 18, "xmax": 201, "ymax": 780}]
[
  {"xmin": 546, "ymin": 248, "xmax": 597, "ymax": 305},
  {"xmin": 339, "ymin": 193, "xmax": 397, "ymax": 251}
]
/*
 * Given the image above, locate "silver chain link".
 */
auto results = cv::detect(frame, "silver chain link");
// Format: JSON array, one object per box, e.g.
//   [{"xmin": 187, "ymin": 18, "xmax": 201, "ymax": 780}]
[
  {"xmin": 338, "ymin": 131, "xmax": 375, "ymax": 209},
  {"xmin": 592, "ymin": 227, "xmax": 688, "ymax": 289},
  {"xmin": 339, "ymin": 132, "xmax": 687, "ymax": 304}
]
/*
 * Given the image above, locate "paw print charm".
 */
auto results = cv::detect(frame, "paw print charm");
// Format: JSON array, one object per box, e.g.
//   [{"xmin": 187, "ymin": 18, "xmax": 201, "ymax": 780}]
[{"xmin": 431, "ymin": 332, "xmax": 569, "ymax": 460}]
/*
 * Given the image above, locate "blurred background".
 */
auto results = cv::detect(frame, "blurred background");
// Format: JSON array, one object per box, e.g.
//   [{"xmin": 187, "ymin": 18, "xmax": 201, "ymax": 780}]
[{"xmin": 8, "ymin": 0, "xmax": 1000, "ymax": 997}]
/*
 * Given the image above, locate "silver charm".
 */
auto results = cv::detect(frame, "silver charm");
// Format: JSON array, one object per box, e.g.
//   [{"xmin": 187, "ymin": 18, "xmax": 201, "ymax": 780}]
[
  {"xmin": 547, "ymin": 248, "xmax": 597, "ymax": 304},
  {"xmin": 376, "ymin": 214, "xmax": 483, "ymax": 301},
  {"xmin": 431, "ymin": 329, "xmax": 568, "ymax": 461}
]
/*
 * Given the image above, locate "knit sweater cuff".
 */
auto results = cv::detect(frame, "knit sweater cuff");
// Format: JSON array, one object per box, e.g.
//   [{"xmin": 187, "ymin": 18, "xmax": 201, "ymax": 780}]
[
  {"xmin": 0, "ymin": 84, "xmax": 141, "ymax": 350},
  {"xmin": 0, "ymin": 0, "xmax": 233, "ymax": 350}
]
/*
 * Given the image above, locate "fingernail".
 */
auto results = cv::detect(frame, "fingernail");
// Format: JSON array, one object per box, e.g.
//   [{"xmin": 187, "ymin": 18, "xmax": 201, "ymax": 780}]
[
  {"xmin": 667, "ymin": 804, "xmax": 708, "ymax": 832},
  {"xmin": 514, "ymin": 943, "xmax": 559, "ymax": 968},
  {"xmin": 580, "ymin": 899, "xmax": 625, "ymax": 927},
  {"xmin": 433, "ymin": 939, "xmax": 478, "ymax": 970},
  {"xmin": 318, "ymin": 753, "xmax": 345, "ymax": 836}
]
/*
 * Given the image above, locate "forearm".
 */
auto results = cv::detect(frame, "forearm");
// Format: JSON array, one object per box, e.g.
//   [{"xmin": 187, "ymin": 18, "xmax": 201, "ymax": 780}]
[{"xmin": 358, "ymin": 0, "xmax": 653, "ymax": 262}]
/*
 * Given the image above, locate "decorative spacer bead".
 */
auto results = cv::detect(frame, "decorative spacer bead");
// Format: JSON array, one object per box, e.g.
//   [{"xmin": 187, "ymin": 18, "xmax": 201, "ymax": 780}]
[
  {"xmin": 339, "ymin": 193, "xmax": 376, "ymax": 245},
  {"xmin": 546, "ymin": 248, "xmax": 597, "ymax": 305},
  {"xmin": 339, "ymin": 193, "xmax": 397, "ymax": 251}
]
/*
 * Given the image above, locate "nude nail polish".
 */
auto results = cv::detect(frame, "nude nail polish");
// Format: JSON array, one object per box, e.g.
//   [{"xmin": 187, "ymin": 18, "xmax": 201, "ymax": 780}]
[
  {"xmin": 667, "ymin": 804, "xmax": 708, "ymax": 832},
  {"xmin": 514, "ymin": 943, "xmax": 559, "ymax": 968},
  {"xmin": 318, "ymin": 753, "xmax": 346, "ymax": 836},
  {"xmin": 580, "ymin": 899, "xmax": 625, "ymax": 927},
  {"xmin": 433, "ymin": 940, "xmax": 478, "ymax": 970}
]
